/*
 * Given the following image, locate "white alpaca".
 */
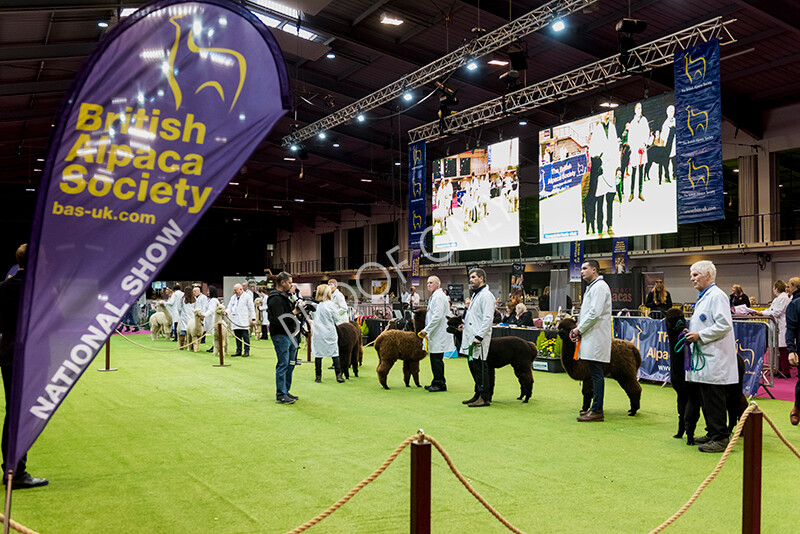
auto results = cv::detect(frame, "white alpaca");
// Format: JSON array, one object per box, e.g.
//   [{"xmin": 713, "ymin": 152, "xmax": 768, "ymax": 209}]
[
  {"xmin": 149, "ymin": 300, "xmax": 172, "ymax": 341},
  {"xmin": 252, "ymin": 297, "xmax": 263, "ymax": 339},
  {"xmin": 186, "ymin": 308, "xmax": 205, "ymax": 353},
  {"xmin": 212, "ymin": 303, "xmax": 229, "ymax": 357}
]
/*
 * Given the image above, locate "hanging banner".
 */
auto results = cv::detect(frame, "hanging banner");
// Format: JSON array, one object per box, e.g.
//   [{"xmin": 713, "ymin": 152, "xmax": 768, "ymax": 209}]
[
  {"xmin": 510, "ymin": 263, "xmax": 524, "ymax": 300},
  {"xmin": 8, "ymin": 0, "xmax": 290, "ymax": 473},
  {"xmin": 411, "ymin": 249, "xmax": 421, "ymax": 286},
  {"xmin": 408, "ymin": 141, "xmax": 426, "ymax": 249},
  {"xmin": 604, "ymin": 273, "xmax": 640, "ymax": 311},
  {"xmin": 612, "ymin": 237, "xmax": 628, "ymax": 274},
  {"xmin": 569, "ymin": 241, "xmax": 583, "ymax": 282},
  {"xmin": 675, "ymin": 39, "xmax": 724, "ymax": 223},
  {"xmin": 615, "ymin": 317, "xmax": 767, "ymax": 395}
]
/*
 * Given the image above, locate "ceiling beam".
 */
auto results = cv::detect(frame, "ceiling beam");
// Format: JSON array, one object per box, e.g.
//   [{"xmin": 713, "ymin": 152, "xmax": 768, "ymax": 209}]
[
  {"xmin": 0, "ymin": 80, "xmax": 72, "ymax": 97},
  {"xmin": 734, "ymin": 0, "xmax": 800, "ymax": 37},
  {"xmin": 0, "ymin": 42, "xmax": 96, "ymax": 62}
]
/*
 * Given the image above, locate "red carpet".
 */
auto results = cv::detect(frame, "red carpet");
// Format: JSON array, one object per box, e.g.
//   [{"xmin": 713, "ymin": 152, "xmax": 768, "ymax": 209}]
[{"xmin": 755, "ymin": 367, "xmax": 797, "ymax": 402}]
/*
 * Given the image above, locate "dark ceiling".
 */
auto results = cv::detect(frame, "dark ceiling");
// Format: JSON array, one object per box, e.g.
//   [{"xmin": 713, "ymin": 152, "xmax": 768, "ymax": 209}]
[{"xmin": 1, "ymin": 0, "xmax": 799, "ymax": 276}]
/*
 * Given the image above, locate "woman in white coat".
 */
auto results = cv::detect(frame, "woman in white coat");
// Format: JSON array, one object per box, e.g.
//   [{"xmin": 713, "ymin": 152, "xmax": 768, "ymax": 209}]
[
  {"xmin": 203, "ymin": 285, "xmax": 220, "ymax": 353},
  {"xmin": 312, "ymin": 285, "xmax": 344, "ymax": 383},
  {"xmin": 684, "ymin": 260, "xmax": 738, "ymax": 453},
  {"xmin": 176, "ymin": 285, "xmax": 200, "ymax": 350},
  {"xmin": 420, "ymin": 276, "xmax": 452, "ymax": 392},
  {"xmin": 757, "ymin": 280, "xmax": 791, "ymax": 377},
  {"xmin": 570, "ymin": 260, "xmax": 612, "ymax": 422}
]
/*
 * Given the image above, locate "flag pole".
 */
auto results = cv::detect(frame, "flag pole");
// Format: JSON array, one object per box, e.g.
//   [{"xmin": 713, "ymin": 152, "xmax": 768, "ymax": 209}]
[{"xmin": 3, "ymin": 470, "xmax": 13, "ymax": 534}]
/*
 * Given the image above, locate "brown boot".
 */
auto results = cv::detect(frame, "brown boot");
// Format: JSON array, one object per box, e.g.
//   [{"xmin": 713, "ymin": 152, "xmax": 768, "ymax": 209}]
[
  {"xmin": 577, "ymin": 410, "xmax": 604, "ymax": 422},
  {"xmin": 178, "ymin": 334, "xmax": 186, "ymax": 350},
  {"xmin": 468, "ymin": 397, "xmax": 490, "ymax": 407},
  {"xmin": 336, "ymin": 372, "xmax": 345, "ymax": 383}
]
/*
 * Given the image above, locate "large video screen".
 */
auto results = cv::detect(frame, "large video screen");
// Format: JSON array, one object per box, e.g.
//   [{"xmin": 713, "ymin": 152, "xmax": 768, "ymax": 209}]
[
  {"xmin": 538, "ymin": 93, "xmax": 677, "ymax": 243},
  {"xmin": 432, "ymin": 138, "xmax": 520, "ymax": 252}
]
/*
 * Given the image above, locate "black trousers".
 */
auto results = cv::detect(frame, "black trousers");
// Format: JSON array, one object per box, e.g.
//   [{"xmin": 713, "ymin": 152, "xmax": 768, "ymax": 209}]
[
  {"xmin": 261, "ymin": 324, "xmax": 269, "ymax": 340},
  {"xmin": 468, "ymin": 358, "xmax": 494, "ymax": 401},
  {"xmin": 234, "ymin": 329, "xmax": 250, "ymax": 355},
  {"xmin": 630, "ymin": 165, "xmax": 644, "ymax": 195},
  {"xmin": 1, "ymin": 363, "xmax": 26, "ymax": 476},
  {"xmin": 595, "ymin": 193, "xmax": 615, "ymax": 233},
  {"xmin": 429, "ymin": 352, "xmax": 446, "ymax": 388},
  {"xmin": 687, "ymin": 382, "xmax": 728, "ymax": 441}
]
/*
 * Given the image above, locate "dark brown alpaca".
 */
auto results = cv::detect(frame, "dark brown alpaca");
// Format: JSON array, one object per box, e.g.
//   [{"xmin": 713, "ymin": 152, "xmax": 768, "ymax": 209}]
[
  {"xmin": 374, "ymin": 308, "xmax": 428, "ymax": 388},
  {"xmin": 557, "ymin": 317, "xmax": 642, "ymax": 416},
  {"xmin": 337, "ymin": 321, "xmax": 363, "ymax": 379}
]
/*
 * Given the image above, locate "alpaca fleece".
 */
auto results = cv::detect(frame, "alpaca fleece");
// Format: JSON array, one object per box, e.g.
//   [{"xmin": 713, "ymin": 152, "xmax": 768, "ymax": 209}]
[
  {"xmin": 149, "ymin": 300, "xmax": 172, "ymax": 341},
  {"xmin": 446, "ymin": 316, "xmax": 537, "ymax": 402},
  {"xmin": 374, "ymin": 308, "xmax": 428, "ymax": 388},
  {"xmin": 557, "ymin": 317, "xmax": 642, "ymax": 416},
  {"xmin": 337, "ymin": 321, "xmax": 363, "ymax": 379},
  {"xmin": 186, "ymin": 308, "xmax": 204, "ymax": 352}
]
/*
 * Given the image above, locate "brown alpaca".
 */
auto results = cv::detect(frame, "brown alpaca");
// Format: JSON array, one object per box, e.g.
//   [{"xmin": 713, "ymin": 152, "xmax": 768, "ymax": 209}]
[
  {"xmin": 337, "ymin": 321, "xmax": 363, "ymax": 379},
  {"xmin": 557, "ymin": 317, "xmax": 642, "ymax": 416},
  {"xmin": 374, "ymin": 308, "xmax": 428, "ymax": 389},
  {"xmin": 186, "ymin": 308, "xmax": 205, "ymax": 353}
]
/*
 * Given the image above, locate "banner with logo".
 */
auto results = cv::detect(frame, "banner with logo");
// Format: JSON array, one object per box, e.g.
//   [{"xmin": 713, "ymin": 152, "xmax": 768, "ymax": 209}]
[
  {"xmin": 411, "ymin": 249, "xmax": 421, "ymax": 286},
  {"xmin": 604, "ymin": 273, "xmax": 641, "ymax": 311},
  {"xmin": 569, "ymin": 241, "xmax": 583, "ymax": 282},
  {"xmin": 408, "ymin": 141, "xmax": 426, "ymax": 249},
  {"xmin": 615, "ymin": 317, "xmax": 767, "ymax": 394},
  {"xmin": 8, "ymin": 0, "xmax": 289, "ymax": 473},
  {"xmin": 612, "ymin": 237, "xmax": 628, "ymax": 274},
  {"xmin": 675, "ymin": 39, "xmax": 723, "ymax": 223}
]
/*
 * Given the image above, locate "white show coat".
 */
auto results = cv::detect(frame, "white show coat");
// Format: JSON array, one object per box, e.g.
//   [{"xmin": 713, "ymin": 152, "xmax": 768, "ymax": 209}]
[
  {"xmin": 203, "ymin": 298, "xmax": 219, "ymax": 333},
  {"xmin": 195, "ymin": 294, "xmax": 208, "ymax": 321},
  {"xmin": 628, "ymin": 114, "xmax": 650, "ymax": 167},
  {"xmin": 311, "ymin": 300, "xmax": 339, "ymax": 358},
  {"xmin": 177, "ymin": 299, "xmax": 200, "ymax": 331},
  {"xmin": 588, "ymin": 120, "xmax": 620, "ymax": 196},
  {"xmin": 420, "ymin": 288, "xmax": 453, "ymax": 353},
  {"xmin": 331, "ymin": 288, "xmax": 349, "ymax": 325},
  {"xmin": 762, "ymin": 292, "xmax": 790, "ymax": 348},
  {"xmin": 660, "ymin": 116, "xmax": 676, "ymax": 157},
  {"xmin": 459, "ymin": 284, "xmax": 495, "ymax": 360},
  {"xmin": 576, "ymin": 276, "xmax": 612, "ymax": 363},
  {"xmin": 226, "ymin": 292, "xmax": 255, "ymax": 330},
  {"xmin": 686, "ymin": 284, "xmax": 738, "ymax": 385},
  {"xmin": 166, "ymin": 290, "xmax": 183, "ymax": 324}
]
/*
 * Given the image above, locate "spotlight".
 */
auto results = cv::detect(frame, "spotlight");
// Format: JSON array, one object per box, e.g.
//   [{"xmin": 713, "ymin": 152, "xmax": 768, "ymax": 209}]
[
  {"xmin": 322, "ymin": 94, "xmax": 335, "ymax": 108},
  {"xmin": 466, "ymin": 60, "xmax": 478, "ymax": 71},
  {"xmin": 518, "ymin": 118, "xmax": 528, "ymax": 126},
  {"xmin": 290, "ymin": 144, "xmax": 299, "ymax": 152},
  {"xmin": 97, "ymin": 21, "xmax": 109, "ymax": 28},
  {"xmin": 318, "ymin": 132, "xmax": 327, "ymax": 139},
  {"xmin": 402, "ymin": 91, "xmax": 413, "ymax": 102},
  {"xmin": 356, "ymin": 113, "xmax": 366, "ymax": 122},
  {"xmin": 552, "ymin": 20, "xmax": 565, "ymax": 32},
  {"xmin": 326, "ymin": 52, "xmax": 336, "ymax": 59},
  {"xmin": 499, "ymin": 69, "xmax": 522, "ymax": 92}
]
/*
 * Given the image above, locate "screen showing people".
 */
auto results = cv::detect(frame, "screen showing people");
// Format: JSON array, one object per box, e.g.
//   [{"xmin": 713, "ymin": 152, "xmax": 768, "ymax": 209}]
[
  {"xmin": 432, "ymin": 138, "xmax": 521, "ymax": 253},
  {"xmin": 538, "ymin": 93, "xmax": 677, "ymax": 244}
]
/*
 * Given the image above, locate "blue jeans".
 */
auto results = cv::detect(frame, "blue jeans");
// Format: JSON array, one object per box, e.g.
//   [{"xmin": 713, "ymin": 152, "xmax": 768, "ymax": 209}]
[
  {"xmin": 588, "ymin": 360, "xmax": 605, "ymax": 413},
  {"xmin": 272, "ymin": 335, "xmax": 297, "ymax": 399}
]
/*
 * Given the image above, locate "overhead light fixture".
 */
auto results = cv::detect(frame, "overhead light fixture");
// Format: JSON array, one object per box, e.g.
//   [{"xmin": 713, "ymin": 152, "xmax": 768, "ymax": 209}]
[
  {"xmin": 26, "ymin": 188, "xmax": 36, "ymax": 192},
  {"xmin": 295, "ymin": 198, "xmax": 305, "ymax": 202},
  {"xmin": 394, "ymin": 162, "xmax": 401, "ymax": 166},
  {"xmin": 274, "ymin": 205, "xmax": 283, "ymax": 208},
  {"xmin": 97, "ymin": 21, "xmax": 109, "ymax": 28},
  {"xmin": 616, "ymin": 18, "xmax": 648, "ymax": 70},
  {"xmin": 488, "ymin": 59, "xmax": 509, "ymax": 66},
  {"xmin": 232, "ymin": 218, "xmax": 241, "ymax": 221},
  {"xmin": 599, "ymin": 101, "xmax": 619, "ymax": 108},
  {"xmin": 552, "ymin": 20, "xmax": 565, "ymax": 32},
  {"xmin": 733, "ymin": 169, "xmax": 740, "ymax": 173},
  {"xmin": 356, "ymin": 113, "xmax": 366, "ymax": 122},
  {"xmin": 322, "ymin": 94, "xmax": 335, "ymax": 108},
  {"xmin": 507, "ymin": 43, "xmax": 528, "ymax": 71},
  {"xmin": 332, "ymin": 143, "xmax": 340, "ymax": 148},
  {"xmin": 361, "ymin": 178, "xmax": 372, "ymax": 182},
  {"xmin": 380, "ymin": 14, "xmax": 404, "ymax": 25},
  {"xmin": 326, "ymin": 52, "xmax": 336, "ymax": 59},
  {"xmin": 37, "ymin": 158, "xmax": 44, "ymax": 162},
  {"xmin": 284, "ymin": 157, "xmax": 296, "ymax": 161},
  {"xmin": 518, "ymin": 119, "xmax": 528, "ymax": 126},
  {"xmin": 466, "ymin": 60, "xmax": 478, "ymax": 71},
  {"xmin": 290, "ymin": 144, "xmax": 299, "ymax": 152},
  {"xmin": 402, "ymin": 91, "xmax": 413, "ymax": 102},
  {"xmin": 229, "ymin": 182, "xmax": 239, "ymax": 186},
  {"xmin": 33, "ymin": 168, "xmax": 42, "ymax": 172},
  {"xmin": 318, "ymin": 132, "xmax": 327, "ymax": 139}
]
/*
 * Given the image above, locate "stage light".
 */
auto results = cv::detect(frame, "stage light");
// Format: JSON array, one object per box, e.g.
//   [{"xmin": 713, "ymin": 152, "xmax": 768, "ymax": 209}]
[
  {"xmin": 552, "ymin": 20, "xmax": 565, "ymax": 32},
  {"xmin": 616, "ymin": 18, "xmax": 647, "ymax": 70},
  {"xmin": 381, "ymin": 14, "xmax": 404, "ymax": 25},
  {"xmin": 318, "ymin": 132, "xmax": 327, "ymax": 139},
  {"xmin": 466, "ymin": 60, "xmax": 478, "ymax": 71},
  {"xmin": 356, "ymin": 113, "xmax": 366, "ymax": 122},
  {"xmin": 403, "ymin": 91, "xmax": 413, "ymax": 102},
  {"xmin": 332, "ymin": 143, "xmax": 340, "ymax": 148},
  {"xmin": 322, "ymin": 94, "xmax": 335, "ymax": 108},
  {"xmin": 599, "ymin": 101, "xmax": 619, "ymax": 108},
  {"xmin": 290, "ymin": 144, "xmax": 299, "ymax": 152},
  {"xmin": 97, "ymin": 21, "xmax": 109, "ymax": 28},
  {"xmin": 326, "ymin": 52, "xmax": 336, "ymax": 59}
]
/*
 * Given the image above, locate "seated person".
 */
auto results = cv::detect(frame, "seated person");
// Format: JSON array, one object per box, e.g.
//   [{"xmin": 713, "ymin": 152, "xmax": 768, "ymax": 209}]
[
  {"xmin": 515, "ymin": 303, "xmax": 534, "ymax": 327},
  {"xmin": 500, "ymin": 301, "xmax": 518, "ymax": 324}
]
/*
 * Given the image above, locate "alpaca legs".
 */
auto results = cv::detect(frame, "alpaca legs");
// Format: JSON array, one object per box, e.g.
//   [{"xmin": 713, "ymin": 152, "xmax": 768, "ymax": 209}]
[
  {"xmin": 616, "ymin": 375, "xmax": 641, "ymax": 416},
  {"xmin": 581, "ymin": 380, "xmax": 593, "ymax": 412},
  {"xmin": 333, "ymin": 357, "xmax": 345, "ymax": 383},
  {"xmin": 351, "ymin": 346, "xmax": 360, "ymax": 377},
  {"xmin": 377, "ymin": 358, "xmax": 395, "ymax": 389},
  {"xmin": 512, "ymin": 363, "xmax": 534, "ymax": 402},
  {"xmin": 315, "ymin": 358, "xmax": 322, "ymax": 382},
  {"xmin": 684, "ymin": 382, "xmax": 702, "ymax": 445},
  {"xmin": 674, "ymin": 384, "xmax": 688, "ymax": 438}
]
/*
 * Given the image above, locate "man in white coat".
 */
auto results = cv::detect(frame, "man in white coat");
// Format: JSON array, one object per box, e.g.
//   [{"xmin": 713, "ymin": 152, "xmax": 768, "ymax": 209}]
[
  {"xmin": 570, "ymin": 260, "xmax": 612, "ymax": 422},
  {"xmin": 460, "ymin": 268, "xmax": 496, "ymax": 407},
  {"xmin": 165, "ymin": 284, "xmax": 183, "ymax": 341},
  {"xmin": 627, "ymin": 102, "xmax": 650, "ymax": 202},
  {"xmin": 328, "ymin": 279, "xmax": 349, "ymax": 325},
  {"xmin": 420, "ymin": 276, "xmax": 452, "ymax": 392},
  {"xmin": 226, "ymin": 283, "xmax": 256, "ymax": 357},
  {"xmin": 588, "ymin": 111, "xmax": 620, "ymax": 237},
  {"xmin": 684, "ymin": 260, "xmax": 738, "ymax": 453}
]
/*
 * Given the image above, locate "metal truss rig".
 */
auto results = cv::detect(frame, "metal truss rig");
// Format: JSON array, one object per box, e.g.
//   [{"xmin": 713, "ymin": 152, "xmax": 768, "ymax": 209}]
[
  {"xmin": 280, "ymin": 0, "xmax": 598, "ymax": 147},
  {"xmin": 408, "ymin": 17, "xmax": 736, "ymax": 143}
]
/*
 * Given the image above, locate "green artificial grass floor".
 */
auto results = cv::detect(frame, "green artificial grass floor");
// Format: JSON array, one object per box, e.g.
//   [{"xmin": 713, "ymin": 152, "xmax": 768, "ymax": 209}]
[{"xmin": 5, "ymin": 334, "xmax": 800, "ymax": 533}]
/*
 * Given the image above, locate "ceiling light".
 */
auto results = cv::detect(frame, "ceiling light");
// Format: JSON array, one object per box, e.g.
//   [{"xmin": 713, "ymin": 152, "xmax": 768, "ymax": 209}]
[
  {"xmin": 466, "ymin": 61, "xmax": 478, "ymax": 71},
  {"xmin": 274, "ymin": 205, "xmax": 283, "ymax": 208},
  {"xmin": 318, "ymin": 132, "xmax": 327, "ymax": 139},
  {"xmin": 333, "ymin": 143, "xmax": 340, "ymax": 148},
  {"xmin": 361, "ymin": 178, "xmax": 372, "ymax": 182},
  {"xmin": 488, "ymin": 59, "xmax": 509, "ymax": 66},
  {"xmin": 33, "ymin": 168, "xmax": 42, "ymax": 172},
  {"xmin": 121, "ymin": 8, "xmax": 136, "ymax": 17},
  {"xmin": 402, "ymin": 91, "xmax": 413, "ymax": 102},
  {"xmin": 356, "ymin": 114, "xmax": 366, "ymax": 122},
  {"xmin": 518, "ymin": 119, "xmax": 528, "ymax": 126},
  {"xmin": 97, "ymin": 21, "xmax": 109, "ymax": 28},
  {"xmin": 284, "ymin": 157, "xmax": 296, "ymax": 161},
  {"xmin": 381, "ymin": 14, "xmax": 404, "ymax": 26},
  {"xmin": 26, "ymin": 188, "xmax": 36, "ymax": 192},
  {"xmin": 599, "ymin": 101, "xmax": 619, "ymax": 108},
  {"xmin": 229, "ymin": 182, "xmax": 239, "ymax": 185},
  {"xmin": 254, "ymin": 13, "xmax": 282, "ymax": 28},
  {"xmin": 37, "ymin": 158, "xmax": 44, "ymax": 162},
  {"xmin": 232, "ymin": 218, "xmax": 241, "ymax": 221},
  {"xmin": 552, "ymin": 20, "xmax": 565, "ymax": 32},
  {"xmin": 394, "ymin": 162, "xmax": 401, "ymax": 166},
  {"xmin": 290, "ymin": 144, "xmax": 299, "ymax": 152},
  {"xmin": 295, "ymin": 198, "xmax": 305, "ymax": 202},
  {"xmin": 733, "ymin": 169, "xmax": 740, "ymax": 173},
  {"xmin": 326, "ymin": 52, "xmax": 336, "ymax": 59}
]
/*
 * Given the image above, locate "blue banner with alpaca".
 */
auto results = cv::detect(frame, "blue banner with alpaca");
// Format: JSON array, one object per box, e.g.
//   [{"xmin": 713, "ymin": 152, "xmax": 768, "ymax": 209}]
[
  {"xmin": 675, "ymin": 39, "xmax": 724, "ymax": 223},
  {"xmin": 8, "ymin": 0, "xmax": 289, "ymax": 474},
  {"xmin": 734, "ymin": 321, "xmax": 766, "ymax": 396},
  {"xmin": 408, "ymin": 141, "xmax": 426, "ymax": 249}
]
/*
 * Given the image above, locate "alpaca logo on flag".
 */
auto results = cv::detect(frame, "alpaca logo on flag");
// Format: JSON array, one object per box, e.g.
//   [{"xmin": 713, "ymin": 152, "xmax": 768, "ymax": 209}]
[
  {"xmin": 166, "ymin": 14, "xmax": 247, "ymax": 111},
  {"xmin": 685, "ymin": 106, "xmax": 709, "ymax": 137},
  {"xmin": 413, "ymin": 212, "xmax": 422, "ymax": 230},
  {"xmin": 687, "ymin": 158, "xmax": 710, "ymax": 190},
  {"xmin": 736, "ymin": 340, "xmax": 755, "ymax": 368},
  {"xmin": 412, "ymin": 146, "xmax": 423, "ymax": 165},
  {"xmin": 684, "ymin": 53, "xmax": 706, "ymax": 84}
]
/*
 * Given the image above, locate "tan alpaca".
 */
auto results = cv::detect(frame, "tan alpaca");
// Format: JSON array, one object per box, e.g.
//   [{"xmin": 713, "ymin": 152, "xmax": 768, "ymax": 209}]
[
  {"xmin": 252, "ymin": 297, "xmax": 263, "ymax": 339},
  {"xmin": 212, "ymin": 303, "xmax": 229, "ymax": 357},
  {"xmin": 149, "ymin": 300, "xmax": 172, "ymax": 341},
  {"xmin": 186, "ymin": 308, "xmax": 205, "ymax": 352}
]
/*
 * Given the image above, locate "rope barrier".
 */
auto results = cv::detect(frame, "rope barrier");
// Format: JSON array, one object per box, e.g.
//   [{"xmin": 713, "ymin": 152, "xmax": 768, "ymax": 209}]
[
  {"xmin": 285, "ymin": 432, "xmax": 525, "ymax": 534},
  {"xmin": 761, "ymin": 411, "xmax": 800, "ymax": 460},
  {"xmin": 113, "ymin": 329, "xmax": 199, "ymax": 351},
  {"xmin": 0, "ymin": 514, "xmax": 38, "ymax": 534}
]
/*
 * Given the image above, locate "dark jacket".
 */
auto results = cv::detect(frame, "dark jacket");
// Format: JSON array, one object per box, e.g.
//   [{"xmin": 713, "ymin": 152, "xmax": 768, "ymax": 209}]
[
  {"xmin": 501, "ymin": 313, "xmax": 518, "ymax": 325},
  {"xmin": 517, "ymin": 311, "xmax": 534, "ymax": 327},
  {"xmin": 730, "ymin": 293, "xmax": 749, "ymax": 307},
  {"xmin": 785, "ymin": 290, "xmax": 800, "ymax": 353},
  {"xmin": 645, "ymin": 290, "xmax": 673, "ymax": 313},
  {"xmin": 0, "ymin": 271, "xmax": 23, "ymax": 366},
  {"xmin": 267, "ymin": 291, "xmax": 297, "ymax": 337}
]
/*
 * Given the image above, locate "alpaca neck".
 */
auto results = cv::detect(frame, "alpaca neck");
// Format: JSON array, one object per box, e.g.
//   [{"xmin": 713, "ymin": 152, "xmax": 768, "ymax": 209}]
[{"xmin": 559, "ymin": 337, "xmax": 580, "ymax": 376}]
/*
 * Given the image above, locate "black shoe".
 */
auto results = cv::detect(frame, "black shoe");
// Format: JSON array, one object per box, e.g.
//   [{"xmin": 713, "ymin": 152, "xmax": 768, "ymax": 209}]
[
  {"xmin": 242, "ymin": 354, "xmax": 249, "ymax": 358},
  {"xmin": 206, "ymin": 348, "xmax": 214, "ymax": 353},
  {"xmin": 286, "ymin": 393, "xmax": 299, "ymax": 400},
  {"xmin": 275, "ymin": 395, "xmax": 296, "ymax": 405},
  {"xmin": 230, "ymin": 353, "xmax": 242, "ymax": 357},
  {"xmin": 462, "ymin": 395, "xmax": 479, "ymax": 405},
  {"xmin": 426, "ymin": 385, "xmax": 447, "ymax": 392},
  {"xmin": 694, "ymin": 435, "xmax": 712, "ymax": 445},
  {"xmin": 328, "ymin": 365, "xmax": 335, "ymax": 369},
  {"xmin": 698, "ymin": 437, "xmax": 729, "ymax": 453},
  {"xmin": 6, "ymin": 473, "xmax": 49, "ymax": 490}
]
